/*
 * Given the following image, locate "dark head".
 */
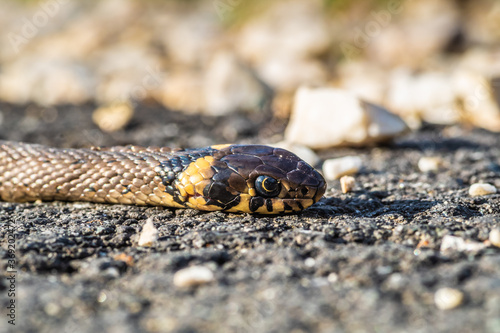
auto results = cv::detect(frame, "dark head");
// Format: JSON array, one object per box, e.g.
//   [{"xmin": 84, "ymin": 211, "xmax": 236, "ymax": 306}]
[{"xmin": 177, "ymin": 145, "xmax": 326, "ymax": 214}]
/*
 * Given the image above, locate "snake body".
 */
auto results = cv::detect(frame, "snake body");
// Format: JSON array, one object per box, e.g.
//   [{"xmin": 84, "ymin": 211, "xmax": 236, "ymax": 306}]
[{"xmin": 0, "ymin": 141, "xmax": 326, "ymax": 214}]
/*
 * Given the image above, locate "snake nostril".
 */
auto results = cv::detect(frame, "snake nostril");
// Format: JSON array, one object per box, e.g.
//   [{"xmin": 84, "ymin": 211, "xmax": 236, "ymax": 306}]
[{"xmin": 301, "ymin": 188, "xmax": 308, "ymax": 196}]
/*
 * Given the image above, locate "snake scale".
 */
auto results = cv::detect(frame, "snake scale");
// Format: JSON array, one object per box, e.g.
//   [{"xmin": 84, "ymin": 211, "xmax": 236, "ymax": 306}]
[{"xmin": 0, "ymin": 141, "xmax": 326, "ymax": 214}]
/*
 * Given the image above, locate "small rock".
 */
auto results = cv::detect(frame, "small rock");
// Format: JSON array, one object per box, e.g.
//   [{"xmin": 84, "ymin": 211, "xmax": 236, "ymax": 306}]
[
  {"xmin": 137, "ymin": 218, "xmax": 159, "ymax": 247},
  {"xmin": 173, "ymin": 266, "xmax": 215, "ymax": 288},
  {"xmin": 92, "ymin": 101, "xmax": 134, "ymax": 132},
  {"xmin": 327, "ymin": 273, "xmax": 338, "ymax": 283},
  {"xmin": 285, "ymin": 87, "xmax": 408, "ymax": 148},
  {"xmin": 340, "ymin": 176, "xmax": 356, "ymax": 193},
  {"xmin": 322, "ymin": 156, "xmax": 362, "ymax": 181},
  {"xmin": 434, "ymin": 288, "xmax": 464, "ymax": 310},
  {"xmin": 418, "ymin": 157, "xmax": 443, "ymax": 172},
  {"xmin": 440, "ymin": 235, "xmax": 486, "ymax": 252},
  {"xmin": 271, "ymin": 141, "xmax": 320, "ymax": 166},
  {"xmin": 489, "ymin": 229, "xmax": 500, "ymax": 247},
  {"xmin": 469, "ymin": 183, "xmax": 497, "ymax": 197}
]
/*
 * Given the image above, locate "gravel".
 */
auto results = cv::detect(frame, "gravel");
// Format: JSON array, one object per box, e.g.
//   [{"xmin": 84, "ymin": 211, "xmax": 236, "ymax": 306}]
[{"xmin": 1, "ymin": 103, "xmax": 499, "ymax": 333}]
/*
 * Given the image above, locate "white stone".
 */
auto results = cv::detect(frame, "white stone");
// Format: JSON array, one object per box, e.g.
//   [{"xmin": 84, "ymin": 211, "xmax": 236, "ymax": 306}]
[
  {"xmin": 138, "ymin": 218, "xmax": 159, "ymax": 247},
  {"xmin": 489, "ymin": 229, "xmax": 500, "ymax": 248},
  {"xmin": 173, "ymin": 266, "xmax": 215, "ymax": 288},
  {"xmin": 285, "ymin": 87, "xmax": 407, "ymax": 148},
  {"xmin": 469, "ymin": 183, "xmax": 497, "ymax": 197},
  {"xmin": 440, "ymin": 235, "xmax": 486, "ymax": 252},
  {"xmin": 434, "ymin": 288, "xmax": 464, "ymax": 310},
  {"xmin": 271, "ymin": 141, "xmax": 320, "ymax": 166},
  {"xmin": 340, "ymin": 176, "xmax": 356, "ymax": 193},
  {"xmin": 418, "ymin": 157, "xmax": 443, "ymax": 172},
  {"xmin": 322, "ymin": 156, "xmax": 362, "ymax": 181}
]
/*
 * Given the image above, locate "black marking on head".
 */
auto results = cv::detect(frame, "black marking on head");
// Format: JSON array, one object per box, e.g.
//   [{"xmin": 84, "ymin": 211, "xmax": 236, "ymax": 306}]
[
  {"xmin": 265, "ymin": 198, "xmax": 273, "ymax": 212},
  {"xmin": 212, "ymin": 168, "xmax": 233, "ymax": 183},
  {"xmin": 223, "ymin": 195, "xmax": 241, "ymax": 210},
  {"xmin": 283, "ymin": 202, "xmax": 293, "ymax": 211},
  {"xmin": 230, "ymin": 145, "xmax": 274, "ymax": 156},
  {"xmin": 204, "ymin": 181, "xmax": 238, "ymax": 207},
  {"xmin": 249, "ymin": 196, "xmax": 265, "ymax": 212}
]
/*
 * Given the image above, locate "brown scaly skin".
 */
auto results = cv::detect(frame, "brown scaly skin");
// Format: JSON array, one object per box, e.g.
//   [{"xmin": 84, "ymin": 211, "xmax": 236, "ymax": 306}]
[{"xmin": 0, "ymin": 141, "xmax": 326, "ymax": 214}]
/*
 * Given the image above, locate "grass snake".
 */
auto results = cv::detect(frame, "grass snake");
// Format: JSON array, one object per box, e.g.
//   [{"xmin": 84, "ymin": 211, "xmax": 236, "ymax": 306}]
[{"xmin": 0, "ymin": 141, "xmax": 326, "ymax": 214}]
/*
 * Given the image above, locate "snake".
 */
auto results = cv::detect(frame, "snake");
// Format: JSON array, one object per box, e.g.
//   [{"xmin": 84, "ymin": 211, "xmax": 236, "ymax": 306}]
[{"xmin": 0, "ymin": 141, "xmax": 326, "ymax": 214}]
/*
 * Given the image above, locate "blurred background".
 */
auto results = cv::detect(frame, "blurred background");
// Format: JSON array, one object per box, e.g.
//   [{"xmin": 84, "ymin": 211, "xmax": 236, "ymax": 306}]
[{"xmin": 0, "ymin": 0, "xmax": 499, "ymax": 148}]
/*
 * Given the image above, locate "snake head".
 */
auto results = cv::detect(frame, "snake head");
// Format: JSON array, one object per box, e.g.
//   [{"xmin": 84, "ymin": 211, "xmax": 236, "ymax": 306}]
[{"xmin": 178, "ymin": 145, "xmax": 326, "ymax": 214}]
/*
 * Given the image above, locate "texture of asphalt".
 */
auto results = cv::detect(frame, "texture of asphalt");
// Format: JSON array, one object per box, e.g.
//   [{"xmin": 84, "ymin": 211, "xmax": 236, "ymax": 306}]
[{"xmin": 1, "ymin": 103, "xmax": 499, "ymax": 333}]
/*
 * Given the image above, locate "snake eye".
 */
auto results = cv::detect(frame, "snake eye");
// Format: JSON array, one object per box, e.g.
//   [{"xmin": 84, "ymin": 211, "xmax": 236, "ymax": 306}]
[{"xmin": 255, "ymin": 175, "xmax": 281, "ymax": 198}]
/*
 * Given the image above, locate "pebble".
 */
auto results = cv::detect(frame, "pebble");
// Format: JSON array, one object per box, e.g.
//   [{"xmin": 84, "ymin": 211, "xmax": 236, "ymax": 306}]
[
  {"xmin": 322, "ymin": 156, "xmax": 362, "ymax": 181},
  {"xmin": 137, "ymin": 218, "xmax": 159, "ymax": 247},
  {"xmin": 489, "ymin": 229, "xmax": 500, "ymax": 247},
  {"xmin": 173, "ymin": 266, "xmax": 215, "ymax": 288},
  {"xmin": 418, "ymin": 157, "xmax": 443, "ymax": 172},
  {"xmin": 434, "ymin": 288, "xmax": 464, "ymax": 310},
  {"xmin": 468, "ymin": 183, "xmax": 497, "ymax": 197},
  {"xmin": 285, "ymin": 87, "xmax": 408, "ymax": 148},
  {"xmin": 92, "ymin": 101, "xmax": 134, "ymax": 132},
  {"xmin": 440, "ymin": 235, "xmax": 486, "ymax": 252},
  {"xmin": 340, "ymin": 176, "xmax": 356, "ymax": 193}
]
